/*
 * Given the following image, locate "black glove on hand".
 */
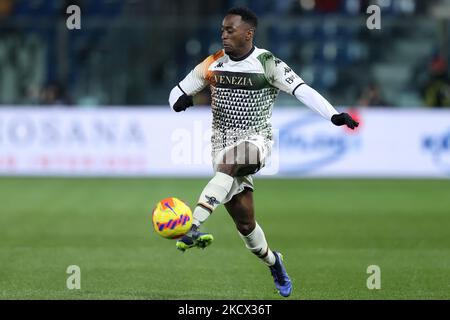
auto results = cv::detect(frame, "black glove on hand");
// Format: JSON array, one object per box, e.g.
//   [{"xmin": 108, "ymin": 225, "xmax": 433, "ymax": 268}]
[
  {"xmin": 331, "ymin": 113, "xmax": 359, "ymax": 129},
  {"xmin": 173, "ymin": 94, "xmax": 193, "ymax": 112}
]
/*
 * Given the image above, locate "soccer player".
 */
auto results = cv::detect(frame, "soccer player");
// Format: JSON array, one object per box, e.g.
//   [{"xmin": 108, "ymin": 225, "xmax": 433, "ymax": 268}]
[{"xmin": 168, "ymin": 7, "xmax": 358, "ymax": 297}]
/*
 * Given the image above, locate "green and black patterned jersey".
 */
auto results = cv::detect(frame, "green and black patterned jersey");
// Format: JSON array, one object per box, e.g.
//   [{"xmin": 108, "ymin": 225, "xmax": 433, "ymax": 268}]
[{"xmin": 178, "ymin": 46, "xmax": 305, "ymax": 156}]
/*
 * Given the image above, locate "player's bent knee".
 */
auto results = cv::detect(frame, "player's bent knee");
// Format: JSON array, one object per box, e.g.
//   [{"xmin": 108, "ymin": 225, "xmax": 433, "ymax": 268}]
[
  {"xmin": 216, "ymin": 141, "xmax": 262, "ymax": 177},
  {"xmin": 217, "ymin": 163, "xmax": 259, "ymax": 177},
  {"xmin": 216, "ymin": 163, "xmax": 237, "ymax": 176},
  {"xmin": 236, "ymin": 164, "xmax": 259, "ymax": 176},
  {"xmin": 220, "ymin": 142, "xmax": 261, "ymax": 166}
]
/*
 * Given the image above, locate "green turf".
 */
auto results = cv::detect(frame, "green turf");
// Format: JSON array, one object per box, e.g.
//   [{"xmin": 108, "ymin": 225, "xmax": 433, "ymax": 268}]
[{"xmin": 0, "ymin": 178, "xmax": 449, "ymax": 299}]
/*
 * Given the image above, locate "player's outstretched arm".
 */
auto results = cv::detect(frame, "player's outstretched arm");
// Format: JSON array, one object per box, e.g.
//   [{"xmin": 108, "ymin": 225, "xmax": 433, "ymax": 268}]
[
  {"xmin": 294, "ymin": 84, "xmax": 359, "ymax": 130},
  {"xmin": 169, "ymin": 85, "xmax": 193, "ymax": 112},
  {"xmin": 261, "ymin": 52, "xmax": 359, "ymax": 130},
  {"xmin": 169, "ymin": 51, "xmax": 224, "ymax": 112}
]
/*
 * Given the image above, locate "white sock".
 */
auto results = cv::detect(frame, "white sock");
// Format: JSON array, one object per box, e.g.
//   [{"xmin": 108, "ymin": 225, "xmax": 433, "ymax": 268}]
[
  {"xmin": 239, "ymin": 223, "xmax": 276, "ymax": 266},
  {"xmin": 192, "ymin": 172, "xmax": 234, "ymax": 227}
]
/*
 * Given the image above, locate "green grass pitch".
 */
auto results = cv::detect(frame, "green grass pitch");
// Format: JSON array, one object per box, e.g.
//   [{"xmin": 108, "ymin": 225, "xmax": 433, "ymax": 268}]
[{"xmin": 0, "ymin": 178, "xmax": 449, "ymax": 299}]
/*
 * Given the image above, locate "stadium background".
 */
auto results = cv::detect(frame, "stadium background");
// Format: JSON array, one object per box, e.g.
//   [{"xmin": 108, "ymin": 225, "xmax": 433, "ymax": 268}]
[{"xmin": 0, "ymin": 0, "xmax": 449, "ymax": 299}]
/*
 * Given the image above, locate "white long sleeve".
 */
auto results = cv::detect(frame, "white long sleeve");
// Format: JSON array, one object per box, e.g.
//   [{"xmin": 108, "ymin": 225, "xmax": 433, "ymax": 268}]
[
  {"xmin": 168, "ymin": 85, "xmax": 184, "ymax": 111},
  {"xmin": 169, "ymin": 50, "xmax": 225, "ymax": 111},
  {"xmin": 294, "ymin": 84, "xmax": 339, "ymax": 120}
]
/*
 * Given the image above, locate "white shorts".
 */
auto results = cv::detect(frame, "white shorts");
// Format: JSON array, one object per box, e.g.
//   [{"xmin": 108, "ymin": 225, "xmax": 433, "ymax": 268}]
[{"xmin": 212, "ymin": 135, "xmax": 271, "ymax": 204}]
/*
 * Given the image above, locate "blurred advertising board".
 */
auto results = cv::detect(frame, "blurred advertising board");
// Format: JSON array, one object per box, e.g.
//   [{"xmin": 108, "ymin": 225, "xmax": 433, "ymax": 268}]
[{"xmin": 0, "ymin": 107, "xmax": 449, "ymax": 178}]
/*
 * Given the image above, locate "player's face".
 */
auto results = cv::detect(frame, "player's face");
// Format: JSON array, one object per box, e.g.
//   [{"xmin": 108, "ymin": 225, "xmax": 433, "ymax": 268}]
[{"xmin": 221, "ymin": 15, "xmax": 253, "ymax": 57}]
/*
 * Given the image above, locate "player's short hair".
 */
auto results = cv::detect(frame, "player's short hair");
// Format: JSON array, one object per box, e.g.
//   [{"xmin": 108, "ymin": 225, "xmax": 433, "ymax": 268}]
[{"xmin": 226, "ymin": 7, "xmax": 258, "ymax": 30}]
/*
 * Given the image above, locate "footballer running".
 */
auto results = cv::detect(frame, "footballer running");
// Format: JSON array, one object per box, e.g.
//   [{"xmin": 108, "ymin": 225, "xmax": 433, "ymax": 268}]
[{"xmin": 169, "ymin": 7, "xmax": 359, "ymax": 297}]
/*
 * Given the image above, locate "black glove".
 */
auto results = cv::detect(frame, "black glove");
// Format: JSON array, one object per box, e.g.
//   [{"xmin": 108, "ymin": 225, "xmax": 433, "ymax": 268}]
[
  {"xmin": 331, "ymin": 113, "xmax": 359, "ymax": 129},
  {"xmin": 173, "ymin": 94, "xmax": 193, "ymax": 112}
]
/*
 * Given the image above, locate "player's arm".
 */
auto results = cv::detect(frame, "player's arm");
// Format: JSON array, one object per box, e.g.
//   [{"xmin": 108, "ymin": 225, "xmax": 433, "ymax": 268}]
[
  {"xmin": 169, "ymin": 85, "xmax": 194, "ymax": 112},
  {"xmin": 169, "ymin": 59, "xmax": 209, "ymax": 112},
  {"xmin": 263, "ymin": 54, "xmax": 359, "ymax": 129},
  {"xmin": 295, "ymin": 84, "xmax": 359, "ymax": 129}
]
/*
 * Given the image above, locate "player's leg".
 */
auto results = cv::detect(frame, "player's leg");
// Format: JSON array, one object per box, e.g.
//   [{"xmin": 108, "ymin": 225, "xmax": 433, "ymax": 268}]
[
  {"xmin": 224, "ymin": 189, "xmax": 293, "ymax": 297},
  {"xmin": 176, "ymin": 141, "xmax": 261, "ymax": 251},
  {"xmin": 193, "ymin": 141, "xmax": 260, "ymax": 227},
  {"xmin": 224, "ymin": 188, "xmax": 275, "ymax": 264},
  {"xmin": 176, "ymin": 170, "xmax": 235, "ymax": 252}
]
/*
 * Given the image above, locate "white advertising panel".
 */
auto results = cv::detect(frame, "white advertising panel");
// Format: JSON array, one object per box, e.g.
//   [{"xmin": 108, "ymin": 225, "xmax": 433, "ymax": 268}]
[{"xmin": 0, "ymin": 107, "xmax": 449, "ymax": 178}]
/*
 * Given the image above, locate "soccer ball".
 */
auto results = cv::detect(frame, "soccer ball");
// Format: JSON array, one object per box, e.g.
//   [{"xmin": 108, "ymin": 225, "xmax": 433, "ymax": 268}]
[{"xmin": 152, "ymin": 197, "xmax": 192, "ymax": 239}]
